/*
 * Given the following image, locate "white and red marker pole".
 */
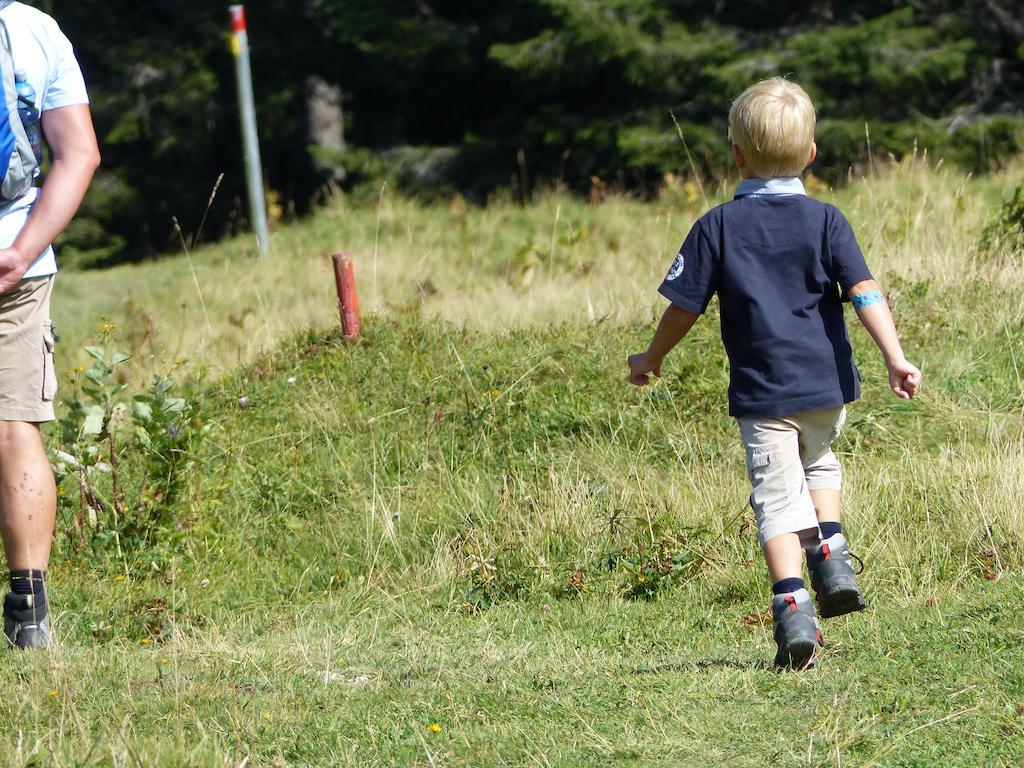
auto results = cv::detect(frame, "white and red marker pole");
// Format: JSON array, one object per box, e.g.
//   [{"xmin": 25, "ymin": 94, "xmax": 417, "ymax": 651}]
[{"xmin": 229, "ymin": 5, "xmax": 270, "ymax": 255}]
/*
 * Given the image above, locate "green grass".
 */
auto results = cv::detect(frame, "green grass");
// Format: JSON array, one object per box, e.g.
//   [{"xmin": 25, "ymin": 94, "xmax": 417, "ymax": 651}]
[
  {"xmin": 6, "ymin": 156, "xmax": 1024, "ymax": 765},
  {"xmin": 7, "ymin": 579, "xmax": 1024, "ymax": 766}
]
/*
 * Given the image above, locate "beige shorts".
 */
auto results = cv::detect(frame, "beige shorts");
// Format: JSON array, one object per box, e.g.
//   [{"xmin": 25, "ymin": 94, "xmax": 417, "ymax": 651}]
[
  {"xmin": 0, "ymin": 276, "xmax": 56, "ymax": 423},
  {"xmin": 737, "ymin": 406, "xmax": 846, "ymax": 546}
]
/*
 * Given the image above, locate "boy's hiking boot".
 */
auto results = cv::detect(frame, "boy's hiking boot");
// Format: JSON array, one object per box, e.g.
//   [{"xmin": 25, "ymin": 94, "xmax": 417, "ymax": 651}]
[
  {"xmin": 771, "ymin": 588, "xmax": 823, "ymax": 670},
  {"xmin": 3, "ymin": 592, "xmax": 50, "ymax": 650},
  {"xmin": 807, "ymin": 533, "xmax": 866, "ymax": 619}
]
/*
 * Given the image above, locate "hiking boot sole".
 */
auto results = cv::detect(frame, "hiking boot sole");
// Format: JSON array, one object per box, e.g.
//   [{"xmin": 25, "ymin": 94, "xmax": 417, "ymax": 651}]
[
  {"xmin": 774, "ymin": 636, "xmax": 819, "ymax": 670},
  {"xmin": 818, "ymin": 586, "xmax": 866, "ymax": 619}
]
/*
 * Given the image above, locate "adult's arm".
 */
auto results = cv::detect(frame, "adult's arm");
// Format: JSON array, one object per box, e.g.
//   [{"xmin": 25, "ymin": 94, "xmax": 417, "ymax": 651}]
[{"xmin": 0, "ymin": 103, "xmax": 100, "ymax": 293}]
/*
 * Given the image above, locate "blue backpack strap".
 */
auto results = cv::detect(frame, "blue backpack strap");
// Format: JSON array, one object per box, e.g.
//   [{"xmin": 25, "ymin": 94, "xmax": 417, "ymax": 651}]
[{"xmin": 0, "ymin": 11, "xmax": 37, "ymax": 202}]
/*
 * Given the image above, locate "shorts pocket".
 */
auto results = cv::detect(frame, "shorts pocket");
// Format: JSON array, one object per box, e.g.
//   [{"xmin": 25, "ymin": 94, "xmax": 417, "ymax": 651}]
[
  {"xmin": 746, "ymin": 443, "xmax": 791, "ymax": 518},
  {"xmin": 41, "ymin": 321, "xmax": 56, "ymax": 402},
  {"xmin": 747, "ymin": 448, "xmax": 772, "ymax": 473}
]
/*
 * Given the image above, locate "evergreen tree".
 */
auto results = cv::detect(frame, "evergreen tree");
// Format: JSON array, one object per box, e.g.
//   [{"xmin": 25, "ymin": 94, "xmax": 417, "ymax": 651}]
[{"xmin": 28, "ymin": 0, "xmax": 1024, "ymax": 262}]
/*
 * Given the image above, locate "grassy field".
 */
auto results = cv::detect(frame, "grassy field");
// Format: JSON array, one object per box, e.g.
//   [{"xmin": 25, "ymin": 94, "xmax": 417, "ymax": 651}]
[{"xmin": 3, "ymin": 155, "xmax": 1024, "ymax": 766}]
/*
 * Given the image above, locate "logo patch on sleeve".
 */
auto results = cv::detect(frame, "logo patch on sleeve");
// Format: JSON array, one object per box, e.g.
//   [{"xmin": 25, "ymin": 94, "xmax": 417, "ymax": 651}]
[{"xmin": 666, "ymin": 253, "xmax": 685, "ymax": 281}]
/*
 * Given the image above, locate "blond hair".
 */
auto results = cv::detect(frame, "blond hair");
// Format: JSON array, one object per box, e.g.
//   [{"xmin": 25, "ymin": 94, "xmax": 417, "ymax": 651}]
[{"xmin": 729, "ymin": 78, "xmax": 816, "ymax": 177}]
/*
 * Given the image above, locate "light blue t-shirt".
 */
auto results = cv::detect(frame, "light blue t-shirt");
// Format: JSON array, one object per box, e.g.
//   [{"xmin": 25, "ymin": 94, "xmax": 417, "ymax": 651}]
[{"xmin": 0, "ymin": 2, "xmax": 89, "ymax": 279}]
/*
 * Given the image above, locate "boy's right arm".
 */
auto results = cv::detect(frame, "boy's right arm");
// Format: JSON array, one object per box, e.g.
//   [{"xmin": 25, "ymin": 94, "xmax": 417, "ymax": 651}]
[
  {"xmin": 848, "ymin": 279, "xmax": 921, "ymax": 399},
  {"xmin": 627, "ymin": 303, "xmax": 700, "ymax": 386}
]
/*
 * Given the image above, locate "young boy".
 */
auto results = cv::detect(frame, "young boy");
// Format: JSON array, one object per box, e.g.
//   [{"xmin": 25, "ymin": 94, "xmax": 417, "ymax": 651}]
[{"xmin": 627, "ymin": 78, "xmax": 921, "ymax": 669}]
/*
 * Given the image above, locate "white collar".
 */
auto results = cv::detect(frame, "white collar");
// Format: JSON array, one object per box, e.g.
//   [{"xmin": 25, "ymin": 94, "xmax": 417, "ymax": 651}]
[{"xmin": 734, "ymin": 177, "xmax": 806, "ymax": 198}]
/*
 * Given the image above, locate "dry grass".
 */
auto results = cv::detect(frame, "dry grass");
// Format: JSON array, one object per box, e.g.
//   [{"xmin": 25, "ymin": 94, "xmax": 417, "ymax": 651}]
[{"xmin": 52, "ymin": 154, "xmax": 1024, "ymax": 382}]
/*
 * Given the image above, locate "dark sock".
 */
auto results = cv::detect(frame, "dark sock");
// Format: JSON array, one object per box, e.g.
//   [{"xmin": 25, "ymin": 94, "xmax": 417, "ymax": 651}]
[
  {"xmin": 10, "ymin": 570, "xmax": 46, "ymax": 597},
  {"xmin": 819, "ymin": 522, "xmax": 843, "ymax": 540},
  {"xmin": 772, "ymin": 577, "xmax": 805, "ymax": 595}
]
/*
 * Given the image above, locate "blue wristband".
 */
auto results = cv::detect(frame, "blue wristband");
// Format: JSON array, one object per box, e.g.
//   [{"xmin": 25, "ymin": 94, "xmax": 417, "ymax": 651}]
[{"xmin": 852, "ymin": 290, "xmax": 884, "ymax": 309}]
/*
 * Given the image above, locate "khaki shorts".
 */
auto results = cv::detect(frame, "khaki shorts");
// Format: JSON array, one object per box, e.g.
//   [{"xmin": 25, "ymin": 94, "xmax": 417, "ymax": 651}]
[
  {"xmin": 0, "ymin": 276, "xmax": 56, "ymax": 423},
  {"xmin": 737, "ymin": 406, "xmax": 846, "ymax": 546}
]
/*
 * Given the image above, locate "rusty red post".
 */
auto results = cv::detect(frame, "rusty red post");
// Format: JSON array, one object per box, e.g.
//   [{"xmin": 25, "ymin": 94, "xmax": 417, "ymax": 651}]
[{"xmin": 332, "ymin": 252, "xmax": 361, "ymax": 341}]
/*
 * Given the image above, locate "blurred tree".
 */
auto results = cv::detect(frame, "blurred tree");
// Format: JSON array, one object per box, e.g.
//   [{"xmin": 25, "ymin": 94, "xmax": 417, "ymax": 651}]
[
  {"xmin": 24, "ymin": 0, "xmax": 1024, "ymax": 263},
  {"xmin": 40, "ymin": 2, "xmax": 237, "ymax": 261}
]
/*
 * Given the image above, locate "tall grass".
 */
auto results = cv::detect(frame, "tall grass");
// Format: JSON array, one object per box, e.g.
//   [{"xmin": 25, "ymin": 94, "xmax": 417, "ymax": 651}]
[
  {"xmin": 53, "ymin": 153, "xmax": 1023, "ymax": 380},
  {"xmin": 12, "ymin": 154, "xmax": 1024, "ymax": 765}
]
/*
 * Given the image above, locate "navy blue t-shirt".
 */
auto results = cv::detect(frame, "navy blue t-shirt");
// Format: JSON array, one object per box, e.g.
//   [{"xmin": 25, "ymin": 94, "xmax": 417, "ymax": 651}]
[{"xmin": 658, "ymin": 195, "xmax": 873, "ymax": 418}]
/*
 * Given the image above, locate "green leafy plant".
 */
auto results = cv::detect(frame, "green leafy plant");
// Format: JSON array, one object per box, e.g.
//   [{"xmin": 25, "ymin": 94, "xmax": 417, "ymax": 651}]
[
  {"xmin": 612, "ymin": 533, "xmax": 703, "ymax": 601},
  {"xmin": 54, "ymin": 327, "xmax": 213, "ymax": 557},
  {"xmin": 980, "ymin": 182, "xmax": 1024, "ymax": 261},
  {"xmin": 462, "ymin": 543, "xmax": 532, "ymax": 613},
  {"xmin": 130, "ymin": 374, "xmax": 211, "ymax": 530}
]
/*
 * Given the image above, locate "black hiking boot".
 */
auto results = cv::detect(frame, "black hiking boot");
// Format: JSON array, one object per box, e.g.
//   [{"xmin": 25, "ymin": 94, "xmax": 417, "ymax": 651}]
[
  {"xmin": 771, "ymin": 588, "xmax": 823, "ymax": 670},
  {"xmin": 3, "ymin": 592, "xmax": 50, "ymax": 650},
  {"xmin": 807, "ymin": 533, "xmax": 866, "ymax": 619}
]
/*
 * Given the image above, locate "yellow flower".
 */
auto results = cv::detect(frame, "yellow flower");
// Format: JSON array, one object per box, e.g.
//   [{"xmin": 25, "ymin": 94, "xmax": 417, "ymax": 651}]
[
  {"xmin": 161, "ymin": 658, "xmax": 169, "ymax": 665},
  {"xmin": 490, "ymin": 388, "xmax": 501, "ymax": 398},
  {"xmin": 48, "ymin": 689, "xmax": 57, "ymax": 698},
  {"xmin": 262, "ymin": 711, "xmax": 272, "ymax": 720},
  {"xmin": 114, "ymin": 575, "xmax": 125, "ymax": 582},
  {"xmin": 428, "ymin": 723, "xmax": 442, "ymax": 734},
  {"xmin": 140, "ymin": 638, "xmax": 150, "ymax": 646}
]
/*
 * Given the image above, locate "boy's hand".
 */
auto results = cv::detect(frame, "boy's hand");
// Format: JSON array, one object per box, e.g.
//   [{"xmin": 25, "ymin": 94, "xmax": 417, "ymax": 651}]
[
  {"xmin": 627, "ymin": 353, "xmax": 662, "ymax": 386},
  {"xmin": 887, "ymin": 358, "xmax": 922, "ymax": 400}
]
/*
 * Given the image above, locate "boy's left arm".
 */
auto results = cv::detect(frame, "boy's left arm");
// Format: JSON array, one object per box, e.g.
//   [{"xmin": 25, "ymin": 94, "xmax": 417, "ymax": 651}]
[
  {"xmin": 849, "ymin": 279, "xmax": 921, "ymax": 399},
  {"xmin": 627, "ymin": 303, "xmax": 700, "ymax": 386}
]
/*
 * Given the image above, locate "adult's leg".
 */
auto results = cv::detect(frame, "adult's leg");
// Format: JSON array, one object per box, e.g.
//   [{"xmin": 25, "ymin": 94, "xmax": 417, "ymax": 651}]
[
  {"xmin": 0, "ymin": 421, "xmax": 55, "ymax": 570},
  {"xmin": 0, "ymin": 277, "xmax": 59, "ymax": 648}
]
